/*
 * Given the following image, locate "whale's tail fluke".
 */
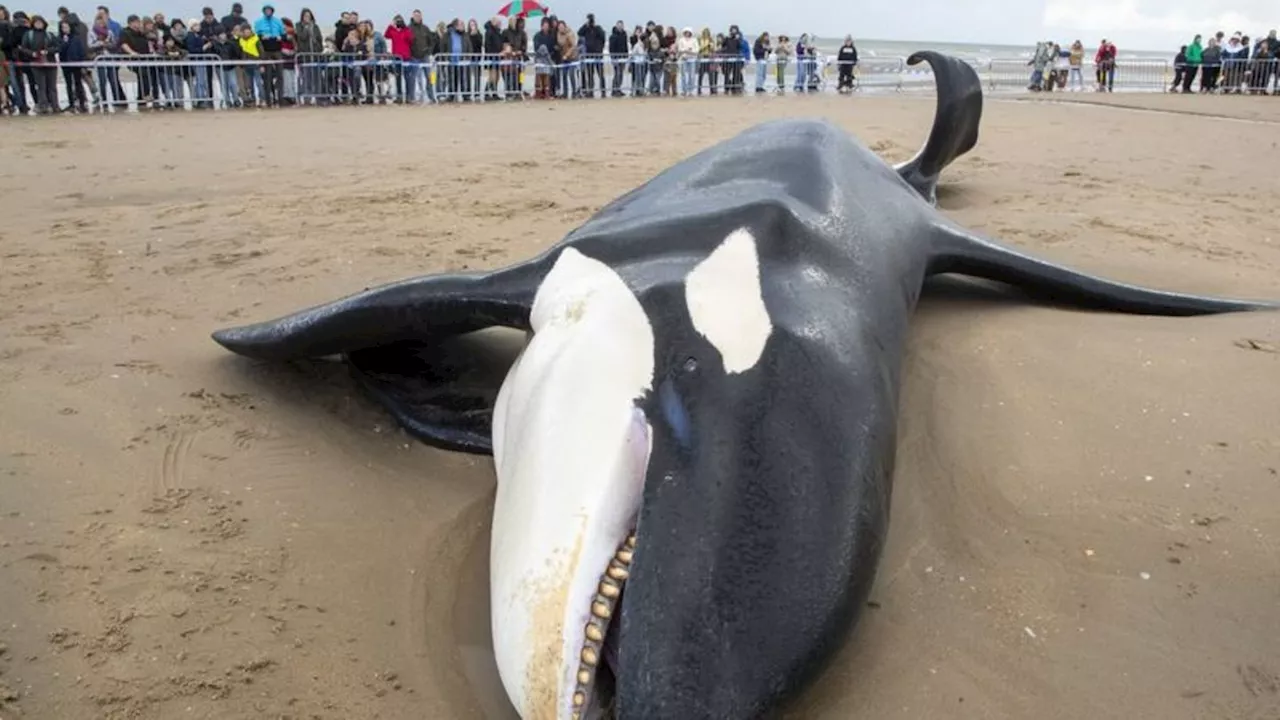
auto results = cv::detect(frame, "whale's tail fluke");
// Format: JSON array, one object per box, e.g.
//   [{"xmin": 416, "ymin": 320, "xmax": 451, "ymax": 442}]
[
  {"xmin": 211, "ymin": 262, "xmax": 546, "ymax": 453},
  {"xmin": 926, "ymin": 221, "xmax": 1279, "ymax": 315},
  {"xmin": 894, "ymin": 51, "xmax": 984, "ymax": 205}
]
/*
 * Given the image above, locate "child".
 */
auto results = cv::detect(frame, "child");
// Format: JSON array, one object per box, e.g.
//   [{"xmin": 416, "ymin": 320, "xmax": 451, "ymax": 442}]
[
  {"xmin": 212, "ymin": 28, "xmax": 241, "ymax": 108},
  {"xmin": 534, "ymin": 41, "xmax": 552, "ymax": 99},
  {"xmin": 662, "ymin": 42, "xmax": 678, "ymax": 97},
  {"xmin": 238, "ymin": 24, "xmax": 264, "ymax": 106}
]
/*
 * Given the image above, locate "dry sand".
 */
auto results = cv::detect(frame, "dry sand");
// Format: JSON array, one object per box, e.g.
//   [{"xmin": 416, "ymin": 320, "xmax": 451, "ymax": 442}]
[{"xmin": 1, "ymin": 93, "xmax": 1278, "ymax": 720}]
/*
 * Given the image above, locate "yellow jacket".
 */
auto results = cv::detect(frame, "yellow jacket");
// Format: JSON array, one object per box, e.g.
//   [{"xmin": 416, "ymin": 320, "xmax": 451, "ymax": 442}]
[{"xmin": 239, "ymin": 32, "xmax": 262, "ymax": 58}]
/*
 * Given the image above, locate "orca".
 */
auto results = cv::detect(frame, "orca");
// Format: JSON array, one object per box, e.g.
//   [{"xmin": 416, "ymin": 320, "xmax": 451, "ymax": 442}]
[{"xmin": 211, "ymin": 51, "xmax": 1277, "ymax": 720}]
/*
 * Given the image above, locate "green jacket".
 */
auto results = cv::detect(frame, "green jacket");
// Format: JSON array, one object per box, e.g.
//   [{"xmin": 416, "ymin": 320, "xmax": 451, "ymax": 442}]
[{"xmin": 1186, "ymin": 40, "xmax": 1203, "ymax": 64}]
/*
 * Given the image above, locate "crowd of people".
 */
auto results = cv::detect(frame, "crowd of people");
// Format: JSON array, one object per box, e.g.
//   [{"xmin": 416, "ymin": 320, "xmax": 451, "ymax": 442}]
[
  {"xmin": 1169, "ymin": 30, "xmax": 1280, "ymax": 94},
  {"xmin": 1025, "ymin": 31, "xmax": 1280, "ymax": 95},
  {"xmin": 0, "ymin": 3, "xmax": 862, "ymax": 114}
]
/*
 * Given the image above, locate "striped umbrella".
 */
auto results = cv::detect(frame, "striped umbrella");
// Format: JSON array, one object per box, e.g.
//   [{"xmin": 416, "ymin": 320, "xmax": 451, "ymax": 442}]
[{"xmin": 496, "ymin": 0, "xmax": 547, "ymax": 18}]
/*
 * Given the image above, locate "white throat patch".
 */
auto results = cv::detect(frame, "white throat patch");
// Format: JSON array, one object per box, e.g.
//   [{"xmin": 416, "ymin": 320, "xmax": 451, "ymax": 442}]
[{"xmin": 683, "ymin": 228, "xmax": 774, "ymax": 374}]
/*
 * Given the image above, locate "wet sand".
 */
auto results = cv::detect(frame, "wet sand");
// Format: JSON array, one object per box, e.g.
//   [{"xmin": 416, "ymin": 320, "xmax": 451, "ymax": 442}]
[{"xmin": 1, "ymin": 93, "xmax": 1278, "ymax": 720}]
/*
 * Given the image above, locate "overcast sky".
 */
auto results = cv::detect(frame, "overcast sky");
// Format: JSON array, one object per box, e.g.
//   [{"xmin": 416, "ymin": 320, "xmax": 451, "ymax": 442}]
[{"xmin": 167, "ymin": 0, "xmax": 1274, "ymax": 51}]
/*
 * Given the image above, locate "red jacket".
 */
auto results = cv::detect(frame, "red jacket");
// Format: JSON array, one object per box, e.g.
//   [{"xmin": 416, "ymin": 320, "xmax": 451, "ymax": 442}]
[{"xmin": 385, "ymin": 24, "xmax": 413, "ymax": 59}]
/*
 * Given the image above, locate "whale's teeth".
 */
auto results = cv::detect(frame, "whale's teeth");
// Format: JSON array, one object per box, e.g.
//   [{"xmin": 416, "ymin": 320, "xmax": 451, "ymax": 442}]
[{"xmin": 573, "ymin": 532, "xmax": 636, "ymax": 715}]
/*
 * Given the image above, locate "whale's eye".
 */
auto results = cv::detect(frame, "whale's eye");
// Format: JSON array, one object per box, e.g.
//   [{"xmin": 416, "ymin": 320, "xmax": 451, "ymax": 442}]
[{"xmin": 683, "ymin": 357, "xmax": 698, "ymax": 374}]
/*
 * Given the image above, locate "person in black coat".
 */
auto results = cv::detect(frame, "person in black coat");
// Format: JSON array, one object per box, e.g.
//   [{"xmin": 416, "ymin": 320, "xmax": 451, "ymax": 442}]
[
  {"xmin": 577, "ymin": 12, "xmax": 605, "ymax": 95},
  {"xmin": 607, "ymin": 20, "xmax": 627, "ymax": 96},
  {"xmin": 58, "ymin": 17, "xmax": 90, "ymax": 110},
  {"xmin": 836, "ymin": 34, "xmax": 858, "ymax": 93}
]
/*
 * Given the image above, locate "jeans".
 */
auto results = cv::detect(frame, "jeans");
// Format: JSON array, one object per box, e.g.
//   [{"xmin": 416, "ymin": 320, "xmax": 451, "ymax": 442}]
[
  {"xmin": 611, "ymin": 58, "xmax": 625, "ymax": 94},
  {"xmin": 220, "ymin": 68, "xmax": 239, "ymax": 107},
  {"xmin": 9, "ymin": 70, "xmax": 28, "ymax": 112},
  {"xmin": 1068, "ymin": 66, "xmax": 1083, "ymax": 88},
  {"xmin": 794, "ymin": 58, "xmax": 808, "ymax": 90},
  {"xmin": 679, "ymin": 58, "xmax": 695, "ymax": 95},
  {"xmin": 244, "ymin": 65, "xmax": 262, "ymax": 105},
  {"xmin": 754, "ymin": 59, "xmax": 766, "ymax": 90}
]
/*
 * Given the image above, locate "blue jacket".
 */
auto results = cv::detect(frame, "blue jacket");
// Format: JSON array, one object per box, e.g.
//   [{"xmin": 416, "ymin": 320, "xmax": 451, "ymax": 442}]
[
  {"xmin": 738, "ymin": 35, "xmax": 749, "ymax": 59},
  {"xmin": 253, "ymin": 5, "xmax": 284, "ymax": 39}
]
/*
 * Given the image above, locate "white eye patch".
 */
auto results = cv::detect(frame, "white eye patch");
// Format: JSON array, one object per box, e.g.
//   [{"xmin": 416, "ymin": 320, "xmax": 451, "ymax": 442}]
[{"xmin": 683, "ymin": 228, "xmax": 774, "ymax": 374}]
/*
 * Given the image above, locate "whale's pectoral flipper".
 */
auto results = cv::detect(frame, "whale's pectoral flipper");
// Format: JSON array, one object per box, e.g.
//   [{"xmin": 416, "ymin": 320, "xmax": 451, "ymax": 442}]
[
  {"xmin": 894, "ymin": 51, "xmax": 984, "ymax": 205},
  {"xmin": 212, "ymin": 263, "xmax": 547, "ymax": 454},
  {"xmin": 926, "ymin": 220, "xmax": 1279, "ymax": 315}
]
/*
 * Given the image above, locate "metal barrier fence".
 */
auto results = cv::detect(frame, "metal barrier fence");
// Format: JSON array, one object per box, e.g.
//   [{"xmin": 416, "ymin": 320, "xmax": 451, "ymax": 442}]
[{"xmin": 7, "ymin": 53, "xmax": 1280, "ymax": 114}]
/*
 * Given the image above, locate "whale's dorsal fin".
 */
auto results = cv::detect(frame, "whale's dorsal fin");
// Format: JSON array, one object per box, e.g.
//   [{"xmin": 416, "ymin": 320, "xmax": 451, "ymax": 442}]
[
  {"xmin": 212, "ymin": 261, "xmax": 547, "ymax": 454},
  {"xmin": 894, "ymin": 51, "xmax": 984, "ymax": 205}
]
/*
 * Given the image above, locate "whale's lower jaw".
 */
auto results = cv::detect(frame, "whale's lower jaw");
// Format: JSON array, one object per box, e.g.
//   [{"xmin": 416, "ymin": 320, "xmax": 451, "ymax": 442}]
[{"xmin": 568, "ymin": 532, "xmax": 636, "ymax": 719}]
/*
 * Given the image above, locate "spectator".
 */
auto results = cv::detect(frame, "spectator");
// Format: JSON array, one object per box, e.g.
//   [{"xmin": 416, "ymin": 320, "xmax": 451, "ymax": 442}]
[
  {"xmin": 86, "ymin": 14, "xmax": 116, "ymax": 108},
  {"xmin": 556, "ymin": 18, "xmax": 578, "ymax": 98},
  {"xmin": 294, "ymin": 8, "xmax": 321, "ymax": 103},
  {"xmin": 56, "ymin": 6, "xmax": 86, "ymax": 39},
  {"xmin": 92, "ymin": 5, "xmax": 127, "ymax": 105},
  {"xmin": 676, "ymin": 26, "xmax": 696, "ymax": 96},
  {"xmin": 751, "ymin": 31, "xmax": 770, "ymax": 93},
  {"xmin": 385, "ymin": 13, "xmax": 412, "ymax": 102},
  {"xmin": 1200, "ymin": 37, "xmax": 1221, "ymax": 92},
  {"xmin": 18, "ymin": 14, "xmax": 59, "ymax": 114},
  {"xmin": 1170, "ymin": 44, "xmax": 1187, "ymax": 91},
  {"xmin": 481, "ymin": 15, "xmax": 503, "ymax": 100},
  {"xmin": 721, "ymin": 26, "xmax": 743, "ymax": 94},
  {"xmin": 118, "ymin": 13, "xmax": 153, "ymax": 108},
  {"xmin": 57, "ymin": 16, "xmax": 89, "ymax": 111},
  {"xmin": 836, "ymin": 35, "xmax": 857, "ymax": 94},
  {"xmin": 253, "ymin": 3, "xmax": 284, "ymax": 107},
  {"xmin": 280, "ymin": 16, "xmax": 295, "ymax": 104},
  {"xmin": 577, "ymin": 13, "xmax": 605, "ymax": 96},
  {"xmin": 628, "ymin": 24, "xmax": 646, "ymax": 96},
  {"xmin": 6, "ymin": 11, "xmax": 33, "ymax": 114},
  {"xmin": 504, "ymin": 15, "xmax": 527, "ymax": 56},
  {"xmin": 1095, "ymin": 37, "xmax": 1116, "ymax": 91},
  {"xmin": 773, "ymin": 34, "xmax": 791, "ymax": 94},
  {"xmin": 607, "ymin": 19, "xmax": 627, "ymax": 97},
  {"xmin": 406, "ymin": 10, "xmax": 435, "ymax": 104},
  {"xmin": 186, "ymin": 18, "xmax": 215, "ymax": 108},
  {"xmin": 1181, "ymin": 34, "xmax": 1202, "ymax": 92},
  {"xmin": 794, "ymin": 33, "xmax": 810, "ymax": 92},
  {"xmin": 1067, "ymin": 39, "xmax": 1084, "ymax": 90},
  {"xmin": 220, "ymin": 2, "xmax": 246, "ymax": 34},
  {"xmin": 160, "ymin": 21, "xmax": 188, "ymax": 107},
  {"xmin": 237, "ymin": 21, "xmax": 263, "ymax": 106},
  {"xmin": 209, "ymin": 23, "xmax": 240, "ymax": 107},
  {"xmin": 198, "ymin": 6, "xmax": 219, "ymax": 37},
  {"xmin": 533, "ymin": 19, "xmax": 553, "ymax": 99},
  {"xmin": 444, "ymin": 18, "xmax": 472, "ymax": 100}
]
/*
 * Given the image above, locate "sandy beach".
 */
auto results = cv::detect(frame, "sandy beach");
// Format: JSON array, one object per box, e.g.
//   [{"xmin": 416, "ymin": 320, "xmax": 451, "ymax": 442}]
[{"xmin": 1, "ymin": 93, "xmax": 1278, "ymax": 720}]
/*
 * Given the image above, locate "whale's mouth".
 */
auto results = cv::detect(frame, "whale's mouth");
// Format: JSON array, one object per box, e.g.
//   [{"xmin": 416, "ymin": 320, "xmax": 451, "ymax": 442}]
[{"xmin": 570, "ymin": 531, "xmax": 636, "ymax": 719}]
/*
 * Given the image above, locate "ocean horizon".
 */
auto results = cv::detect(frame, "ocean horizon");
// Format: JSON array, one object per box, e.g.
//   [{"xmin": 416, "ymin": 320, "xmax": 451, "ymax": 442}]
[{"xmin": 809, "ymin": 38, "xmax": 1170, "ymax": 62}]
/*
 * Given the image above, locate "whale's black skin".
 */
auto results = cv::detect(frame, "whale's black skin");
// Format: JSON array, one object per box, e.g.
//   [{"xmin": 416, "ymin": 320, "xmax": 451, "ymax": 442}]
[{"xmin": 211, "ymin": 52, "xmax": 1277, "ymax": 719}]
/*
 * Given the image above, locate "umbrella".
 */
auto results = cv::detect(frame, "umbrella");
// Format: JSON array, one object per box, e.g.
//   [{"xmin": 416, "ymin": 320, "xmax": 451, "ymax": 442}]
[{"xmin": 496, "ymin": 0, "xmax": 547, "ymax": 18}]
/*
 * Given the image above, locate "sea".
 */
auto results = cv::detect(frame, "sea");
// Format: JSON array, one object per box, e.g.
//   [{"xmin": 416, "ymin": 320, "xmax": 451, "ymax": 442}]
[{"xmin": 808, "ymin": 38, "xmax": 1170, "ymax": 64}]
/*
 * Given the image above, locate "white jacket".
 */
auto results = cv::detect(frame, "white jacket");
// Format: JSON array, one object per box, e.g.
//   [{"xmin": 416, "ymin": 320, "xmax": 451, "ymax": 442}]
[{"xmin": 676, "ymin": 28, "xmax": 698, "ymax": 57}]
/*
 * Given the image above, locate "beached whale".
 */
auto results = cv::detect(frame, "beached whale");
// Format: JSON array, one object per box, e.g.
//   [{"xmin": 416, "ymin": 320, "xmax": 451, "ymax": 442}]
[{"xmin": 211, "ymin": 51, "xmax": 1277, "ymax": 720}]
